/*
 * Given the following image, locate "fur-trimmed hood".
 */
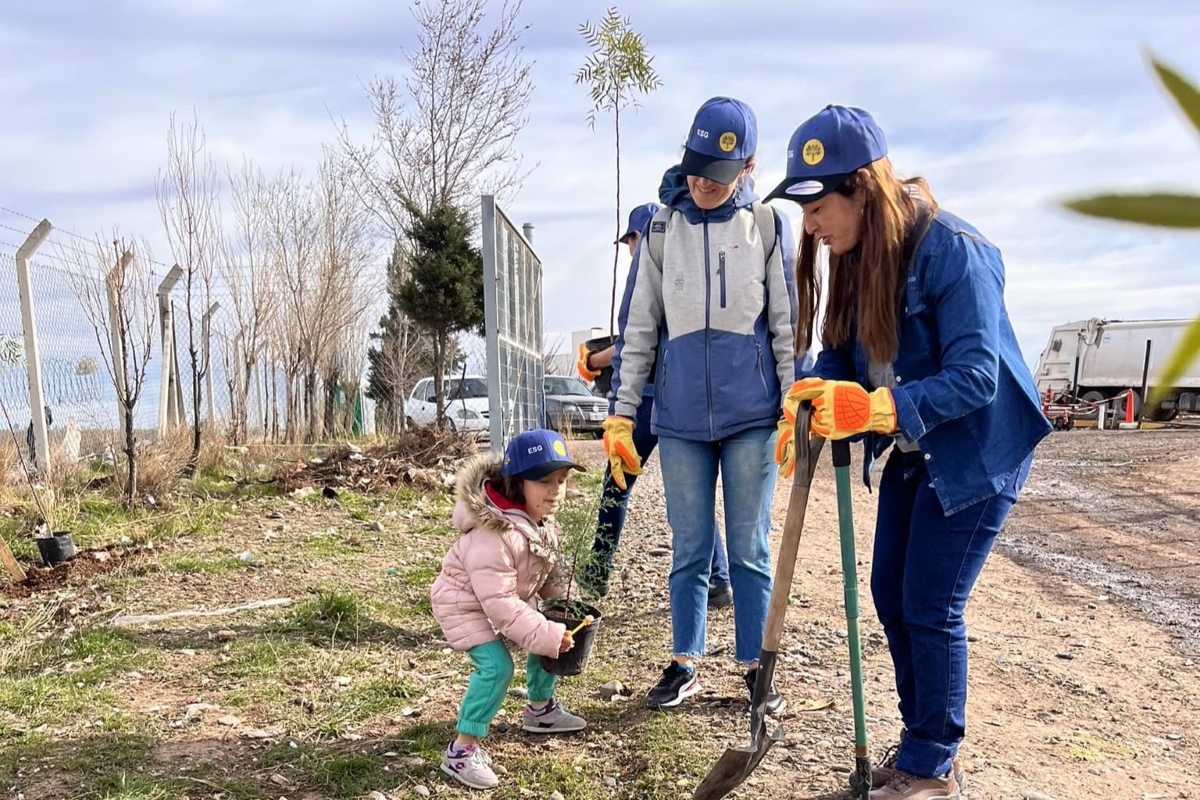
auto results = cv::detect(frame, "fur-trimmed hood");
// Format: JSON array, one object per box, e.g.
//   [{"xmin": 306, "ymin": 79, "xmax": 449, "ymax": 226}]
[
  {"xmin": 453, "ymin": 453, "xmax": 526, "ymax": 536},
  {"xmin": 450, "ymin": 453, "xmax": 558, "ymax": 564},
  {"xmin": 430, "ymin": 453, "xmax": 571, "ymax": 658}
]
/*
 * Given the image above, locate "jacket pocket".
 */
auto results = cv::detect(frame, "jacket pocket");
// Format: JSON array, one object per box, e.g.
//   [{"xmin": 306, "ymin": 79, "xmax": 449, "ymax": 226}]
[
  {"xmin": 899, "ymin": 279, "xmax": 938, "ymax": 377},
  {"xmin": 658, "ymin": 351, "xmax": 669, "ymax": 410},
  {"xmin": 718, "ymin": 251, "xmax": 727, "ymax": 309},
  {"xmin": 755, "ymin": 341, "xmax": 770, "ymax": 397}
]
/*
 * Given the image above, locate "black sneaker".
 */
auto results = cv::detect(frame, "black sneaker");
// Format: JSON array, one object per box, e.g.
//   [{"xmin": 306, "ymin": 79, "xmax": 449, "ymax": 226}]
[
  {"xmin": 646, "ymin": 662, "xmax": 700, "ymax": 709},
  {"xmin": 744, "ymin": 668, "xmax": 785, "ymax": 715},
  {"xmin": 707, "ymin": 583, "xmax": 733, "ymax": 609},
  {"xmin": 580, "ymin": 577, "xmax": 610, "ymax": 599},
  {"xmin": 579, "ymin": 565, "xmax": 611, "ymax": 599}
]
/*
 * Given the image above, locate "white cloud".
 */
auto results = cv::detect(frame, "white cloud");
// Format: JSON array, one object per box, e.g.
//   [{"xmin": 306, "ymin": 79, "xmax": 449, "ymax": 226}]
[{"xmin": 1, "ymin": 0, "xmax": 1198, "ymax": 388}]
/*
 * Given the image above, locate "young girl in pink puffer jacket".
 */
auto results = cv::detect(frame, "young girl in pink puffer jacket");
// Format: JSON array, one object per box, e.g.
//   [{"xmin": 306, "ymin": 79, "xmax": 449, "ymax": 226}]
[{"xmin": 430, "ymin": 428, "xmax": 590, "ymax": 790}]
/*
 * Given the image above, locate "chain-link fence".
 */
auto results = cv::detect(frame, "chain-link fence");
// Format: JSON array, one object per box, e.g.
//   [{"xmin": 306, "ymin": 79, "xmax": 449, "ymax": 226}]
[
  {"xmin": 0, "ymin": 198, "xmax": 550, "ymax": 462},
  {"xmin": 0, "ymin": 250, "xmax": 136, "ymax": 463}
]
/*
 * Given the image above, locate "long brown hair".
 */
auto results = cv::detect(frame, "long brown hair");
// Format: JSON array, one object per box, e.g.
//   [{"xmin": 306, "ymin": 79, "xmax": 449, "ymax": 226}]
[{"xmin": 794, "ymin": 159, "xmax": 937, "ymax": 363}]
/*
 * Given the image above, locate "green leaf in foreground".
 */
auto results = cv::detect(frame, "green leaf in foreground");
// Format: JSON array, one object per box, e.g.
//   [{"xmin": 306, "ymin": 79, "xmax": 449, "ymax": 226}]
[
  {"xmin": 1063, "ymin": 192, "xmax": 1200, "ymax": 228},
  {"xmin": 1148, "ymin": 315, "xmax": 1200, "ymax": 407},
  {"xmin": 1151, "ymin": 54, "xmax": 1200, "ymax": 135}
]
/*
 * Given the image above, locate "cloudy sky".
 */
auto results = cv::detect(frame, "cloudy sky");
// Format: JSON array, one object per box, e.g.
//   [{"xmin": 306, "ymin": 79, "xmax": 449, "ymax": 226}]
[{"xmin": 2, "ymin": 0, "xmax": 1199, "ymax": 386}]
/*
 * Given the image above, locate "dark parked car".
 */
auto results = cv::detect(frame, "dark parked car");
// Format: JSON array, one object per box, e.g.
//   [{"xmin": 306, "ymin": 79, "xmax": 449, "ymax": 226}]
[{"xmin": 544, "ymin": 376, "xmax": 608, "ymax": 435}]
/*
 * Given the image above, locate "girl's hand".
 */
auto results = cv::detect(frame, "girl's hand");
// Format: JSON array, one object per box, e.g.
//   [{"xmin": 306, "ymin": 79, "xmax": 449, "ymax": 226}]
[{"xmin": 559, "ymin": 631, "xmax": 575, "ymax": 653}]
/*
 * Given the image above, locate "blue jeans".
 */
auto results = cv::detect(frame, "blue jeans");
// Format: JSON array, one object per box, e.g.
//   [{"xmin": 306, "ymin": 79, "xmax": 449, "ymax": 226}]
[
  {"xmin": 871, "ymin": 449, "xmax": 1032, "ymax": 779},
  {"xmin": 590, "ymin": 397, "xmax": 729, "ymax": 586},
  {"xmin": 657, "ymin": 425, "xmax": 777, "ymax": 663}
]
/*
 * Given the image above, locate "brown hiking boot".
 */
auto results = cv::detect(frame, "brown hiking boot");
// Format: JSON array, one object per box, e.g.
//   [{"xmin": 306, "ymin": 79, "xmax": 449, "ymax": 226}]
[
  {"xmin": 869, "ymin": 769, "xmax": 960, "ymax": 800},
  {"xmin": 871, "ymin": 755, "xmax": 963, "ymax": 790},
  {"xmin": 859, "ymin": 734, "xmax": 964, "ymax": 792}
]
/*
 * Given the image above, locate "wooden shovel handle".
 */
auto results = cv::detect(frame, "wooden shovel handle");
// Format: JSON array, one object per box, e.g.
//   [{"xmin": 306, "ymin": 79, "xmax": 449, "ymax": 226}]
[{"xmin": 762, "ymin": 407, "xmax": 825, "ymax": 652}]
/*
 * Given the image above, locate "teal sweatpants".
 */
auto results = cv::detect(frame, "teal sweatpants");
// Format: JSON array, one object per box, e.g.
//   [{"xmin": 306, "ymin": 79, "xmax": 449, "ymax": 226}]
[{"xmin": 457, "ymin": 640, "xmax": 558, "ymax": 738}]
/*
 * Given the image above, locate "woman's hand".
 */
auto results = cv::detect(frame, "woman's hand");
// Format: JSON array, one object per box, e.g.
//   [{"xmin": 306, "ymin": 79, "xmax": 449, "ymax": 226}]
[
  {"xmin": 786, "ymin": 378, "xmax": 897, "ymax": 440},
  {"xmin": 602, "ymin": 416, "xmax": 642, "ymax": 489},
  {"xmin": 576, "ymin": 343, "xmax": 600, "ymax": 381}
]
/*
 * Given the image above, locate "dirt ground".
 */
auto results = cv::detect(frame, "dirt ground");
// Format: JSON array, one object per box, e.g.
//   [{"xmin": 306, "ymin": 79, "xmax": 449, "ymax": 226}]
[
  {"xmin": 1, "ymin": 428, "xmax": 1197, "ymax": 800},
  {"xmin": 589, "ymin": 426, "xmax": 1200, "ymax": 800}
]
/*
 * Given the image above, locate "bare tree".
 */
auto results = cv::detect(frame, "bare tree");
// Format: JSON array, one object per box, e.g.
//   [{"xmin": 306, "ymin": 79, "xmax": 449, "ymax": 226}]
[
  {"xmin": 221, "ymin": 158, "xmax": 278, "ymax": 444},
  {"xmin": 61, "ymin": 235, "xmax": 157, "ymax": 504},
  {"xmin": 157, "ymin": 111, "xmax": 221, "ymax": 472},
  {"xmin": 262, "ymin": 157, "xmax": 377, "ymax": 443},
  {"xmin": 261, "ymin": 168, "xmax": 317, "ymax": 442},
  {"xmin": 338, "ymin": 0, "xmax": 534, "ymax": 235},
  {"xmin": 337, "ymin": 0, "xmax": 533, "ymax": 433}
]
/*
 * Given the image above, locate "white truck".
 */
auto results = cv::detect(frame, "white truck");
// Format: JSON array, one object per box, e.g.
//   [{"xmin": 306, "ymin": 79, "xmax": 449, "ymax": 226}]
[{"xmin": 1033, "ymin": 317, "xmax": 1200, "ymax": 421}]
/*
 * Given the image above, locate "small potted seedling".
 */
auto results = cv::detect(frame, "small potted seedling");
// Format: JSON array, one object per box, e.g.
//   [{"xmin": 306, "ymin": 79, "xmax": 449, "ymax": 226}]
[
  {"xmin": 0, "ymin": 400, "xmax": 75, "ymax": 567},
  {"xmin": 538, "ymin": 474, "xmax": 609, "ymax": 677}
]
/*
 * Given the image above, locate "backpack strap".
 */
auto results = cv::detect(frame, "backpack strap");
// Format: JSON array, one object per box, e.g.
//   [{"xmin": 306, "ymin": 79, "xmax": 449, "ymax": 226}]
[
  {"xmin": 646, "ymin": 206, "xmax": 674, "ymax": 270},
  {"xmin": 751, "ymin": 200, "xmax": 778, "ymax": 262},
  {"xmin": 648, "ymin": 202, "xmax": 778, "ymax": 265}
]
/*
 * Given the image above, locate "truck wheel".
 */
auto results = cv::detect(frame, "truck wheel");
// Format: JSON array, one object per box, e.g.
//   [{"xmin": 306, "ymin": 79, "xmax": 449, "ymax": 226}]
[
  {"xmin": 1113, "ymin": 388, "xmax": 1142, "ymax": 422},
  {"xmin": 1151, "ymin": 404, "xmax": 1179, "ymax": 422},
  {"xmin": 1080, "ymin": 390, "xmax": 1106, "ymax": 420}
]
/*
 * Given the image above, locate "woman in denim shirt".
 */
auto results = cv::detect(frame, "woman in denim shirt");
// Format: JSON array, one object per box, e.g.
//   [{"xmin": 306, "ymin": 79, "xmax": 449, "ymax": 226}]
[{"xmin": 767, "ymin": 105, "xmax": 1051, "ymax": 800}]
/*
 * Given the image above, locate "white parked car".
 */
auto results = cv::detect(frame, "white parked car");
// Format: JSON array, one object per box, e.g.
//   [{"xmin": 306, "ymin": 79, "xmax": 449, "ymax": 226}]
[{"xmin": 405, "ymin": 376, "xmax": 490, "ymax": 434}]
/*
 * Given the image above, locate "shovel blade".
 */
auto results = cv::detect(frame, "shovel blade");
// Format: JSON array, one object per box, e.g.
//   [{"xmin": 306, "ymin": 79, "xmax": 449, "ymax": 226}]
[{"xmin": 691, "ymin": 726, "xmax": 784, "ymax": 800}]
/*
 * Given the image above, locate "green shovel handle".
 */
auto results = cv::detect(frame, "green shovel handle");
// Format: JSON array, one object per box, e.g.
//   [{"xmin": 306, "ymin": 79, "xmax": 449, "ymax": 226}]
[{"xmin": 832, "ymin": 439, "xmax": 871, "ymax": 797}]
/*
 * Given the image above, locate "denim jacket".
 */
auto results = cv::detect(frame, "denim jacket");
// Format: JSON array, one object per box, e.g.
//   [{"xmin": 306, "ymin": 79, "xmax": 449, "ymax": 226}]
[{"xmin": 809, "ymin": 207, "xmax": 1051, "ymax": 516}]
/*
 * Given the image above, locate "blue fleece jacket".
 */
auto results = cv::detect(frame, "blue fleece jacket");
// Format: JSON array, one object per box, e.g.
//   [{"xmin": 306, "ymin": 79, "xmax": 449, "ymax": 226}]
[{"xmin": 610, "ymin": 166, "xmax": 799, "ymax": 441}]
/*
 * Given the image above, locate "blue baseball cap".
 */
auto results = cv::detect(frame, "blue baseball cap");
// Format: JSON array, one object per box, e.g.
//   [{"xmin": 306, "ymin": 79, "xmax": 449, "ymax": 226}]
[
  {"xmin": 680, "ymin": 96, "xmax": 758, "ymax": 185},
  {"xmin": 766, "ymin": 105, "xmax": 888, "ymax": 203},
  {"xmin": 616, "ymin": 203, "xmax": 661, "ymax": 244},
  {"xmin": 502, "ymin": 429, "xmax": 586, "ymax": 481}
]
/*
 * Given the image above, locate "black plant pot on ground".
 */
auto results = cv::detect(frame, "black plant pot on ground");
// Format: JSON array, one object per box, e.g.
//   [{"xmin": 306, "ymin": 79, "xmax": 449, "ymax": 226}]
[
  {"xmin": 538, "ymin": 599, "xmax": 602, "ymax": 677},
  {"xmin": 36, "ymin": 531, "xmax": 77, "ymax": 567}
]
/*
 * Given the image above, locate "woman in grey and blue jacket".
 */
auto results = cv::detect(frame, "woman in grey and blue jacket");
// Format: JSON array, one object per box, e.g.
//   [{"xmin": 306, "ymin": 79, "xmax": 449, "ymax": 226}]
[
  {"xmin": 603, "ymin": 96, "xmax": 799, "ymax": 711},
  {"xmin": 769, "ymin": 105, "xmax": 1051, "ymax": 800}
]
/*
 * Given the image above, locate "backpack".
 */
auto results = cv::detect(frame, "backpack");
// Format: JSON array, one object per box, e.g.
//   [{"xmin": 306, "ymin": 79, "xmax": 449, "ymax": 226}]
[{"xmin": 645, "ymin": 201, "xmax": 778, "ymax": 269}]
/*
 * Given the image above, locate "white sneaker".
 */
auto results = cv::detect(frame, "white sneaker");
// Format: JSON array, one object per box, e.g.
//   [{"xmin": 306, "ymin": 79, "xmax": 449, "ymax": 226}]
[
  {"xmin": 441, "ymin": 742, "xmax": 499, "ymax": 790},
  {"xmin": 521, "ymin": 699, "xmax": 587, "ymax": 733}
]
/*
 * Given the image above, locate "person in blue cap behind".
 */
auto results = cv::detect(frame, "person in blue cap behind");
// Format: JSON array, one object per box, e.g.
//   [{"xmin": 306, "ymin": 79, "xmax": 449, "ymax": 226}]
[
  {"xmin": 577, "ymin": 203, "xmax": 733, "ymax": 607},
  {"xmin": 604, "ymin": 96, "xmax": 799, "ymax": 711},
  {"xmin": 768, "ymin": 105, "xmax": 1051, "ymax": 800}
]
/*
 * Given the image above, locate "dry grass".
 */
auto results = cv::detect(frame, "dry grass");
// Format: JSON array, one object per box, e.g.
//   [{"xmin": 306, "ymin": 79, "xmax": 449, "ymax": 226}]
[{"xmin": 134, "ymin": 427, "xmax": 193, "ymax": 502}]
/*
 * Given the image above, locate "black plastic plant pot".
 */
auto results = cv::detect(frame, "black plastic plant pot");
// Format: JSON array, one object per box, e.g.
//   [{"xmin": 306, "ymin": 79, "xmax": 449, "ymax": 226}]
[
  {"xmin": 538, "ymin": 600, "xmax": 602, "ymax": 677},
  {"xmin": 36, "ymin": 532, "xmax": 76, "ymax": 567},
  {"xmin": 54, "ymin": 532, "xmax": 77, "ymax": 560},
  {"xmin": 585, "ymin": 335, "xmax": 617, "ymax": 396}
]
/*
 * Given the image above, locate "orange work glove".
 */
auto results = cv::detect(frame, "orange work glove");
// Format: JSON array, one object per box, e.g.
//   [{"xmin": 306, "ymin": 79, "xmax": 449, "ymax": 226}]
[
  {"xmin": 773, "ymin": 417, "xmax": 796, "ymax": 479},
  {"xmin": 576, "ymin": 343, "xmax": 601, "ymax": 381},
  {"xmin": 785, "ymin": 378, "xmax": 897, "ymax": 440},
  {"xmin": 601, "ymin": 415, "xmax": 641, "ymax": 490}
]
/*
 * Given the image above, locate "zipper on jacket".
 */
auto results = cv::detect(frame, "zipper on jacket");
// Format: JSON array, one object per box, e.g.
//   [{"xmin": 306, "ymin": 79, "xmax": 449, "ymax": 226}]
[
  {"xmin": 755, "ymin": 341, "xmax": 769, "ymax": 396},
  {"xmin": 703, "ymin": 218, "xmax": 714, "ymax": 439},
  {"xmin": 718, "ymin": 250, "xmax": 727, "ymax": 309}
]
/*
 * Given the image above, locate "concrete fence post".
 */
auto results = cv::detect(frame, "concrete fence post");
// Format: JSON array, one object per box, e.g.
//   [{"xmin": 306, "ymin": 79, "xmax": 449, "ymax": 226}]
[
  {"xmin": 156, "ymin": 265, "xmax": 182, "ymax": 438},
  {"xmin": 15, "ymin": 220, "xmax": 53, "ymax": 475}
]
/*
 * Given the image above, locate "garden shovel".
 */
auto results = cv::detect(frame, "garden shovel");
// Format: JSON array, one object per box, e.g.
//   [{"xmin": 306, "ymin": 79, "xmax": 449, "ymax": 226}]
[
  {"xmin": 692, "ymin": 406, "xmax": 825, "ymax": 800},
  {"xmin": 831, "ymin": 439, "xmax": 872, "ymax": 800}
]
